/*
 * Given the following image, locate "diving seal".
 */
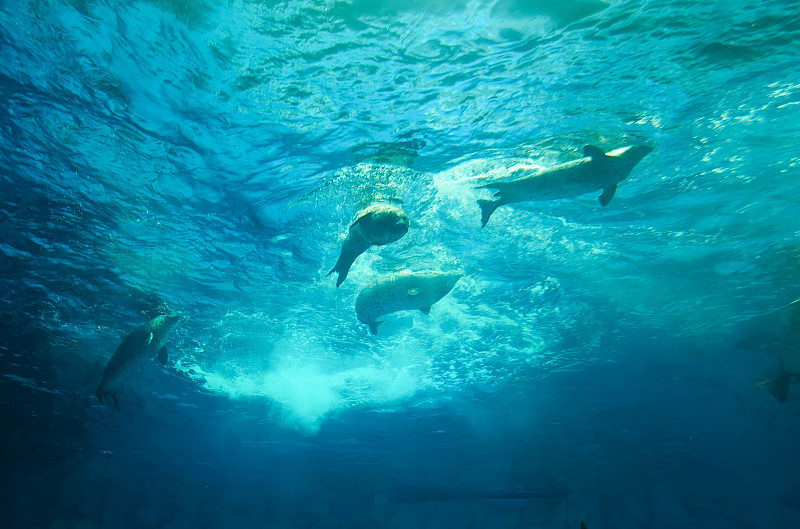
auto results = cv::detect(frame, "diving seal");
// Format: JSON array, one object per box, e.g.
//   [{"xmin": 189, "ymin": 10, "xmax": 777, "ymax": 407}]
[
  {"xmin": 96, "ymin": 314, "xmax": 180, "ymax": 410},
  {"xmin": 328, "ymin": 203, "xmax": 409, "ymax": 287}
]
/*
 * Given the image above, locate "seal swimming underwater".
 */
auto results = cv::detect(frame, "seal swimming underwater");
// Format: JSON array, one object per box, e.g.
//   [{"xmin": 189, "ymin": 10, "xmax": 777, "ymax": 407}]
[
  {"xmin": 355, "ymin": 271, "xmax": 461, "ymax": 334},
  {"xmin": 328, "ymin": 203, "xmax": 410, "ymax": 287},
  {"xmin": 759, "ymin": 298, "xmax": 800, "ymax": 403},
  {"xmin": 96, "ymin": 314, "xmax": 180, "ymax": 410},
  {"xmin": 477, "ymin": 144, "xmax": 653, "ymax": 227}
]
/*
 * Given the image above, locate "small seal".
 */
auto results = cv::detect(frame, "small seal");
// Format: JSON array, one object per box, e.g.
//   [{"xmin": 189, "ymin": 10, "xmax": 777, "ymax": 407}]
[
  {"xmin": 96, "ymin": 314, "xmax": 180, "ymax": 410},
  {"xmin": 328, "ymin": 203, "xmax": 409, "ymax": 287}
]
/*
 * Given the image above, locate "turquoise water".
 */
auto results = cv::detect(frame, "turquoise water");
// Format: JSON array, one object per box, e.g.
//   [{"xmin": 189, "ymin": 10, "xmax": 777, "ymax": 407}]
[{"xmin": 2, "ymin": 0, "xmax": 800, "ymax": 527}]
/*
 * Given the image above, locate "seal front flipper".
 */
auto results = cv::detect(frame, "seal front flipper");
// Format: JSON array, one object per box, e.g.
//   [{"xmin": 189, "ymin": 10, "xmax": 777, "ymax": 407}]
[
  {"xmin": 598, "ymin": 184, "xmax": 617, "ymax": 206},
  {"xmin": 368, "ymin": 321, "xmax": 382, "ymax": 335},
  {"xmin": 419, "ymin": 306, "xmax": 431, "ymax": 315}
]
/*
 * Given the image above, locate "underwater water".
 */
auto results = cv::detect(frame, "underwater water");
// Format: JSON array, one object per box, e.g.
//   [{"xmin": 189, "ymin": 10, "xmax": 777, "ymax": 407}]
[{"xmin": 3, "ymin": 0, "xmax": 800, "ymax": 527}]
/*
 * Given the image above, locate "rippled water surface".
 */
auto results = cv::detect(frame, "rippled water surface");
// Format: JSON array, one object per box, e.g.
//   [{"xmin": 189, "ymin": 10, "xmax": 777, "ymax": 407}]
[{"xmin": 3, "ymin": 0, "xmax": 800, "ymax": 527}]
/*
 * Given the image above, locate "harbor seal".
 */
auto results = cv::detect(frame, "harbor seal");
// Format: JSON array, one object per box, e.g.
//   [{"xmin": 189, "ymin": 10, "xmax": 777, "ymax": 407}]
[
  {"xmin": 328, "ymin": 203, "xmax": 409, "ymax": 287},
  {"xmin": 477, "ymin": 144, "xmax": 653, "ymax": 227},
  {"xmin": 96, "ymin": 313, "xmax": 180, "ymax": 410},
  {"xmin": 355, "ymin": 270, "xmax": 461, "ymax": 334},
  {"xmin": 759, "ymin": 298, "xmax": 800, "ymax": 403}
]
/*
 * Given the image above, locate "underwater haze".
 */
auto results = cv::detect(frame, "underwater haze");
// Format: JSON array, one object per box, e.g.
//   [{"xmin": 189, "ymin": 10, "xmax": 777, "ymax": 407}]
[{"xmin": 2, "ymin": 0, "xmax": 800, "ymax": 527}]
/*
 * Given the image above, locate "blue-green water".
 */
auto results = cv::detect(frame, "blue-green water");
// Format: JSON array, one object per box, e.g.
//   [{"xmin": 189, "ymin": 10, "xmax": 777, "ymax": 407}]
[{"xmin": 2, "ymin": 0, "xmax": 800, "ymax": 527}]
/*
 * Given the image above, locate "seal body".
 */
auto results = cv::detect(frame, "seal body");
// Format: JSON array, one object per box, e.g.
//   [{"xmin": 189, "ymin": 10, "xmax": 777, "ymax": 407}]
[
  {"xmin": 96, "ymin": 314, "xmax": 180, "ymax": 410},
  {"xmin": 328, "ymin": 203, "xmax": 409, "ymax": 286},
  {"xmin": 355, "ymin": 271, "xmax": 461, "ymax": 334},
  {"xmin": 478, "ymin": 144, "xmax": 653, "ymax": 227}
]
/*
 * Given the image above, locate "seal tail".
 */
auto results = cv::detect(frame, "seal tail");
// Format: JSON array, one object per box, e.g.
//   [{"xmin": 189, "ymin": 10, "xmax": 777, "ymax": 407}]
[
  {"xmin": 96, "ymin": 386, "xmax": 121, "ymax": 411},
  {"xmin": 478, "ymin": 199, "xmax": 501, "ymax": 228},
  {"xmin": 327, "ymin": 264, "xmax": 349, "ymax": 287}
]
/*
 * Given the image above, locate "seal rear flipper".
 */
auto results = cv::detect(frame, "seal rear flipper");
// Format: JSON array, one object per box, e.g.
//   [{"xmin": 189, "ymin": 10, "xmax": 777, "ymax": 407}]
[
  {"xmin": 96, "ymin": 386, "xmax": 122, "ymax": 411},
  {"xmin": 598, "ymin": 184, "xmax": 617, "ymax": 206},
  {"xmin": 157, "ymin": 346, "xmax": 168, "ymax": 365},
  {"xmin": 478, "ymin": 199, "xmax": 501, "ymax": 228},
  {"xmin": 762, "ymin": 372, "xmax": 791, "ymax": 403},
  {"xmin": 329, "ymin": 235, "xmax": 371, "ymax": 287},
  {"xmin": 327, "ymin": 260, "xmax": 351, "ymax": 287}
]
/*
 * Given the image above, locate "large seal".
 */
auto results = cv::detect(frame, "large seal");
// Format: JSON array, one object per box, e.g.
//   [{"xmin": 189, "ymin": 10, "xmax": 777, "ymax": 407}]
[
  {"xmin": 355, "ymin": 270, "xmax": 461, "ymax": 334},
  {"xmin": 477, "ymin": 144, "xmax": 653, "ymax": 227},
  {"xmin": 96, "ymin": 314, "xmax": 180, "ymax": 410},
  {"xmin": 328, "ymin": 203, "xmax": 409, "ymax": 287}
]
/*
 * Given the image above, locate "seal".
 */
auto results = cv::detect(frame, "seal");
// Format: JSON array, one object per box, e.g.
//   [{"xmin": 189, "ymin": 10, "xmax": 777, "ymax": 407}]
[
  {"xmin": 477, "ymin": 144, "xmax": 653, "ymax": 227},
  {"xmin": 95, "ymin": 313, "xmax": 180, "ymax": 410},
  {"xmin": 328, "ymin": 203, "xmax": 410, "ymax": 287},
  {"xmin": 355, "ymin": 270, "xmax": 461, "ymax": 334},
  {"xmin": 759, "ymin": 298, "xmax": 800, "ymax": 403}
]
